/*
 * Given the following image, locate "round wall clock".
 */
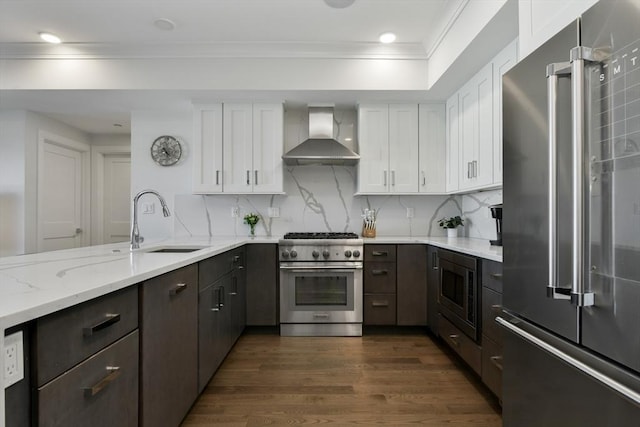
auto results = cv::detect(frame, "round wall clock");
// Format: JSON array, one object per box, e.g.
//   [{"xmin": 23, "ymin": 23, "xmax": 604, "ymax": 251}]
[{"xmin": 150, "ymin": 135, "xmax": 182, "ymax": 166}]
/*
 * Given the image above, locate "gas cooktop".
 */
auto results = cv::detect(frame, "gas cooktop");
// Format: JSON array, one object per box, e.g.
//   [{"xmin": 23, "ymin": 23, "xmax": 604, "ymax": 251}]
[{"xmin": 282, "ymin": 232, "xmax": 360, "ymax": 240}]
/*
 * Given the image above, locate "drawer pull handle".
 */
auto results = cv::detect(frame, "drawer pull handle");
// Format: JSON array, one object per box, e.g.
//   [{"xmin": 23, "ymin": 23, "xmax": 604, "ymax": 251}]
[
  {"xmin": 83, "ymin": 313, "xmax": 121, "ymax": 337},
  {"xmin": 233, "ymin": 255, "xmax": 241, "ymax": 262},
  {"xmin": 491, "ymin": 304, "xmax": 503, "ymax": 313},
  {"xmin": 313, "ymin": 313, "xmax": 330, "ymax": 319},
  {"xmin": 169, "ymin": 283, "xmax": 187, "ymax": 296},
  {"xmin": 84, "ymin": 366, "xmax": 121, "ymax": 398},
  {"xmin": 371, "ymin": 251, "xmax": 388, "ymax": 257},
  {"xmin": 490, "ymin": 355, "xmax": 504, "ymax": 371},
  {"xmin": 371, "ymin": 269, "xmax": 388, "ymax": 276},
  {"xmin": 489, "ymin": 273, "xmax": 503, "ymax": 280},
  {"xmin": 448, "ymin": 334, "xmax": 460, "ymax": 347},
  {"xmin": 371, "ymin": 301, "xmax": 389, "ymax": 308}
]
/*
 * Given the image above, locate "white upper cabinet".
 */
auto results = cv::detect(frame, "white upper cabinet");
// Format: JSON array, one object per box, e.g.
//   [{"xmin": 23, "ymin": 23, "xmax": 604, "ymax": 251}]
[
  {"xmin": 492, "ymin": 39, "xmax": 518, "ymax": 185},
  {"xmin": 519, "ymin": 0, "xmax": 598, "ymax": 60},
  {"xmin": 458, "ymin": 62, "xmax": 493, "ymax": 191},
  {"xmin": 418, "ymin": 104, "xmax": 446, "ymax": 194},
  {"xmin": 445, "ymin": 94, "xmax": 460, "ymax": 193},
  {"xmin": 358, "ymin": 104, "xmax": 419, "ymax": 194},
  {"xmin": 193, "ymin": 102, "xmax": 283, "ymax": 194}
]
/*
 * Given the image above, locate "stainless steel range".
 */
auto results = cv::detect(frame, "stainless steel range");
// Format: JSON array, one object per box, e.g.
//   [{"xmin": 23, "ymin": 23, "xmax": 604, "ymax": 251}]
[{"xmin": 279, "ymin": 232, "xmax": 363, "ymax": 337}]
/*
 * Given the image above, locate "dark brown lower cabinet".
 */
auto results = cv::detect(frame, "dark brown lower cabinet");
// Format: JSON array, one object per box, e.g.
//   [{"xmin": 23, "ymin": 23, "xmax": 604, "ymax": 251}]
[
  {"xmin": 37, "ymin": 331, "xmax": 139, "ymax": 427},
  {"xmin": 140, "ymin": 264, "xmax": 198, "ymax": 427},
  {"xmin": 427, "ymin": 245, "xmax": 440, "ymax": 335},
  {"xmin": 245, "ymin": 244, "xmax": 278, "ymax": 326},
  {"xmin": 438, "ymin": 314, "xmax": 482, "ymax": 375},
  {"xmin": 397, "ymin": 245, "xmax": 427, "ymax": 326}
]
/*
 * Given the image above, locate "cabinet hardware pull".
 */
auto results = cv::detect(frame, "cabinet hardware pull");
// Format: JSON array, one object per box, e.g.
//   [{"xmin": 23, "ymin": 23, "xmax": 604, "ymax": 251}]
[
  {"xmin": 432, "ymin": 252, "xmax": 439, "ymax": 270},
  {"xmin": 371, "ymin": 301, "xmax": 389, "ymax": 307},
  {"xmin": 220, "ymin": 286, "xmax": 225, "ymax": 307},
  {"xmin": 491, "ymin": 304, "xmax": 503, "ymax": 313},
  {"xmin": 473, "ymin": 160, "xmax": 478, "ymax": 178},
  {"xmin": 254, "ymin": 170, "xmax": 258, "ymax": 185},
  {"xmin": 211, "ymin": 288, "xmax": 222, "ymax": 312},
  {"xmin": 83, "ymin": 313, "xmax": 121, "ymax": 337},
  {"xmin": 448, "ymin": 334, "xmax": 460, "ymax": 347},
  {"xmin": 169, "ymin": 283, "xmax": 187, "ymax": 296},
  {"xmin": 422, "ymin": 171, "xmax": 426, "ymax": 186},
  {"xmin": 383, "ymin": 171, "xmax": 388, "ymax": 186},
  {"xmin": 391, "ymin": 170, "xmax": 396, "ymax": 186},
  {"xmin": 237, "ymin": 265, "xmax": 245, "ymax": 270},
  {"xmin": 84, "ymin": 366, "xmax": 121, "ymax": 398},
  {"xmin": 229, "ymin": 277, "xmax": 238, "ymax": 296},
  {"xmin": 467, "ymin": 162, "xmax": 471, "ymax": 179},
  {"xmin": 489, "ymin": 273, "xmax": 503, "ymax": 280},
  {"xmin": 371, "ymin": 269, "xmax": 388, "ymax": 275},
  {"xmin": 490, "ymin": 355, "xmax": 503, "ymax": 371},
  {"xmin": 246, "ymin": 170, "xmax": 251, "ymax": 185},
  {"xmin": 216, "ymin": 170, "xmax": 220, "ymax": 185},
  {"xmin": 313, "ymin": 313, "xmax": 330, "ymax": 319},
  {"xmin": 233, "ymin": 255, "xmax": 240, "ymax": 262},
  {"xmin": 371, "ymin": 251, "xmax": 388, "ymax": 257}
]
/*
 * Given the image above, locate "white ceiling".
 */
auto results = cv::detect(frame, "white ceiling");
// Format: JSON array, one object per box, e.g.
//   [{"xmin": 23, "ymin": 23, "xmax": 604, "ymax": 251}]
[{"xmin": 0, "ymin": 0, "xmax": 464, "ymax": 134}]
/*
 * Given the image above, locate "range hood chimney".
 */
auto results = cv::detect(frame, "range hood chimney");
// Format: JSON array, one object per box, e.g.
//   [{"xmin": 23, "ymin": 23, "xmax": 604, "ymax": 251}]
[{"xmin": 282, "ymin": 106, "xmax": 359, "ymax": 166}]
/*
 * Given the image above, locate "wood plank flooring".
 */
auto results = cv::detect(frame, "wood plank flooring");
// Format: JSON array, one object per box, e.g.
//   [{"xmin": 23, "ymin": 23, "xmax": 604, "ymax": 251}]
[{"xmin": 182, "ymin": 330, "xmax": 502, "ymax": 426}]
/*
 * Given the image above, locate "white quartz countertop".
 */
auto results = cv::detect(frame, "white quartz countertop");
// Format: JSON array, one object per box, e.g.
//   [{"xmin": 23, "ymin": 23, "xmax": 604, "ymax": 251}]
[{"xmin": 0, "ymin": 235, "xmax": 500, "ymax": 331}]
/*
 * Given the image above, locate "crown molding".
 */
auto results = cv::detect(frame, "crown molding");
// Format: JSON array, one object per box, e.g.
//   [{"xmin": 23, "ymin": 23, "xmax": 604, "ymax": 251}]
[
  {"xmin": 0, "ymin": 41, "xmax": 429, "ymax": 60},
  {"xmin": 423, "ymin": 0, "xmax": 470, "ymax": 59}
]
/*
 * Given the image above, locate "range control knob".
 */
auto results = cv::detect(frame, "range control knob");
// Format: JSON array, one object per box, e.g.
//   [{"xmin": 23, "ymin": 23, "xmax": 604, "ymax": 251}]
[
  {"xmin": 290, "ymin": 250, "xmax": 298, "ymax": 258},
  {"xmin": 344, "ymin": 250, "xmax": 352, "ymax": 258},
  {"xmin": 322, "ymin": 250, "xmax": 330, "ymax": 259},
  {"xmin": 312, "ymin": 250, "xmax": 320, "ymax": 258},
  {"xmin": 281, "ymin": 250, "xmax": 290, "ymax": 259},
  {"xmin": 352, "ymin": 250, "xmax": 361, "ymax": 258}
]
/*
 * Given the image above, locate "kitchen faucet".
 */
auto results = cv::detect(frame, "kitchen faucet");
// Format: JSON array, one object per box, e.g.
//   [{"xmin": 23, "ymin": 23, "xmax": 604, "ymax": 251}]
[{"xmin": 130, "ymin": 189, "xmax": 171, "ymax": 250}]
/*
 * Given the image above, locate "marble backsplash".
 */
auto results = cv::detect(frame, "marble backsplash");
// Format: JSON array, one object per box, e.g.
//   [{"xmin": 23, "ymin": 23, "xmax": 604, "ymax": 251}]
[{"xmin": 174, "ymin": 166, "xmax": 502, "ymax": 240}]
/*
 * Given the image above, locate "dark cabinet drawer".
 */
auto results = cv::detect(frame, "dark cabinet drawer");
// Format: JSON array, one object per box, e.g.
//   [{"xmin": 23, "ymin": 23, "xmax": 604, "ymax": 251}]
[
  {"xmin": 482, "ymin": 334, "xmax": 503, "ymax": 400},
  {"xmin": 482, "ymin": 260, "xmax": 503, "ymax": 293},
  {"xmin": 364, "ymin": 294, "xmax": 396, "ymax": 325},
  {"xmin": 438, "ymin": 314, "xmax": 481, "ymax": 375},
  {"xmin": 364, "ymin": 261, "xmax": 397, "ymax": 294},
  {"xmin": 35, "ymin": 286, "xmax": 138, "ymax": 386},
  {"xmin": 37, "ymin": 331, "xmax": 139, "ymax": 427},
  {"xmin": 199, "ymin": 248, "xmax": 243, "ymax": 289},
  {"xmin": 364, "ymin": 245, "xmax": 396, "ymax": 262},
  {"xmin": 482, "ymin": 286, "xmax": 503, "ymax": 345}
]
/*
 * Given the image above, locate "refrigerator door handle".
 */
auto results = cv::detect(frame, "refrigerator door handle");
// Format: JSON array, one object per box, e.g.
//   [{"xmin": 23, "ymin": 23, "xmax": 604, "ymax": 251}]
[
  {"xmin": 546, "ymin": 61, "xmax": 572, "ymax": 300},
  {"xmin": 497, "ymin": 316, "xmax": 640, "ymax": 406}
]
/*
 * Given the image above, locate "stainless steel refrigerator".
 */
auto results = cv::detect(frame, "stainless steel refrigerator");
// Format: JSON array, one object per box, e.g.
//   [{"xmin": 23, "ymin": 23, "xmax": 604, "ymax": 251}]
[{"xmin": 501, "ymin": 0, "xmax": 640, "ymax": 425}]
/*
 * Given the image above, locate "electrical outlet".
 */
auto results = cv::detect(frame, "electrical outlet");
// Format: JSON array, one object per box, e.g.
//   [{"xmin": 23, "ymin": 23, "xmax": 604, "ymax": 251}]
[
  {"xmin": 142, "ymin": 203, "xmax": 155, "ymax": 214},
  {"xmin": 268, "ymin": 207, "xmax": 280, "ymax": 218},
  {"xmin": 406, "ymin": 207, "xmax": 415, "ymax": 218},
  {"xmin": 231, "ymin": 207, "xmax": 240, "ymax": 217},
  {"xmin": 4, "ymin": 331, "xmax": 24, "ymax": 388}
]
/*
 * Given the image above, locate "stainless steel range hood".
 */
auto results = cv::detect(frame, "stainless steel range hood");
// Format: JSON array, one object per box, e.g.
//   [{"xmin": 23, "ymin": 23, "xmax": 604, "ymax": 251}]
[{"xmin": 282, "ymin": 107, "xmax": 359, "ymax": 166}]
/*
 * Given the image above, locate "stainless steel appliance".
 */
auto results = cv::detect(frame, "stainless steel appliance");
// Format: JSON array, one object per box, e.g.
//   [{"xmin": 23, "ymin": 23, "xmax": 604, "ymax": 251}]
[
  {"xmin": 501, "ymin": 1, "xmax": 640, "ymax": 424},
  {"xmin": 279, "ymin": 232, "xmax": 363, "ymax": 336},
  {"xmin": 437, "ymin": 248, "xmax": 479, "ymax": 342},
  {"xmin": 489, "ymin": 204, "xmax": 502, "ymax": 246}
]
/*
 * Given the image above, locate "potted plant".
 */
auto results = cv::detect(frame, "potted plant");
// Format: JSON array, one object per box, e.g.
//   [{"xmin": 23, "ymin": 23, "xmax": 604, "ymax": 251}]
[
  {"xmin": 438, "ymin": 215, "xmax": 464, "ymax": 238},
  {"xmin": 243, "ymin": 212, "xmax": 260, "ymax": 237}
]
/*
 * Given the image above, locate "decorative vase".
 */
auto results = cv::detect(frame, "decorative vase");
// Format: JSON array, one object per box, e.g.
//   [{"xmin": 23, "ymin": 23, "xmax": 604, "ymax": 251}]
[
  {"xmin": 446, "ymin": 228, "xmax": 458, "ymax": 238},
  {"xmin": 249, "ymin": 225, "xmax": 256, "ymax": 237}
]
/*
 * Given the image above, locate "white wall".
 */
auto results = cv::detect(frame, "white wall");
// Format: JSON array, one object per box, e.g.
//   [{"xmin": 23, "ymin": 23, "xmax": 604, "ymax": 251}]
[
  {"xmin": 0, "ymin": 111, "xmax": 27, "ymax": 256},
  {"xmin": 461, "ymin": 188, "xmax": 502, "ymax": 240}
]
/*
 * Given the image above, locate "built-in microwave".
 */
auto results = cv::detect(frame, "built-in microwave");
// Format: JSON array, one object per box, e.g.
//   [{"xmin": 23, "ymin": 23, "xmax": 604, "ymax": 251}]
[{"xmin": 437, "ymin": 249, "xmax": 479, "ymax": 342}]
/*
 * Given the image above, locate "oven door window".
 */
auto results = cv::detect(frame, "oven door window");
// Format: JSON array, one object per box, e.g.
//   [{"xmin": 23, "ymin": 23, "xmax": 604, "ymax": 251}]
[
  {"xmin": 295, "ymin": 276, "xmax": 347, "ymax": 306},
  {"xmin": 441, "ymin": 269, "xmax": 465, "ymax": 308}
]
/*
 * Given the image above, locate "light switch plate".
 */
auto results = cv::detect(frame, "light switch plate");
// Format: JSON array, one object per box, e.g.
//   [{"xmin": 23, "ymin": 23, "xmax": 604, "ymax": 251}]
[
  {"xmin": 4, "ymin": 331, "xmax": 24, "ymax": 388},
  {"xmin": 142, "ymin": 203, "xmax": 155, "ymax": 214}
]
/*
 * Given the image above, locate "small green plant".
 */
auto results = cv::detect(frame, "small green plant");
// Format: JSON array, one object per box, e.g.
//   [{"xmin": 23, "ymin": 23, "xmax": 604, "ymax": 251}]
[
  {"xmin": 438, "ymin": 215, "xmax": 464, "ymax": 229},
  {"xmin": 243, "ymin": 213, "xmax": 260, "ymax": 236}
]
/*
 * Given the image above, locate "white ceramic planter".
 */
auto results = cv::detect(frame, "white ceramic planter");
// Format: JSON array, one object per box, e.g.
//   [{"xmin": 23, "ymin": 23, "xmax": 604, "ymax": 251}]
[{"xmin": 446, "ymin": 228, "xmax": 458, "ymax": 238}]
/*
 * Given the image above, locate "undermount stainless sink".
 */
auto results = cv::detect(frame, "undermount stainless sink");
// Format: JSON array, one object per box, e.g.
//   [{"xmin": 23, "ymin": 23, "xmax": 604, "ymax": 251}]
[{"xmin": 144, "ymin": 246, "xmax": 207, "ymax": 253}]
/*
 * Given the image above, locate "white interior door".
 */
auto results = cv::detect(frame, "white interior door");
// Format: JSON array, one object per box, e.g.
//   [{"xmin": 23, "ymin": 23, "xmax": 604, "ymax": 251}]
[
  {"xmin": 37, "ymin": 135, "xmax": 89, "ymax": 252},
  {"xmin": 103, "ymin": 153, "xmax": 131, "ymax": 243}
]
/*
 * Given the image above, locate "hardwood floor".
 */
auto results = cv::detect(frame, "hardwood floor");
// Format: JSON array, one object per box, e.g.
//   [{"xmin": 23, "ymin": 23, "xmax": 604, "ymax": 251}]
[{"xmin": 182, "ymin": 329, "xmax": 502, "ymax": 426}]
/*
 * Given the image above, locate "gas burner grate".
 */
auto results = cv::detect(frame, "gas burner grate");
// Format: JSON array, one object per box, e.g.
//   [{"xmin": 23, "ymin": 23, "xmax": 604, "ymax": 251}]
[{"xmin": 283, "ymin": 232, "xmax": 359, "ymax": 240}]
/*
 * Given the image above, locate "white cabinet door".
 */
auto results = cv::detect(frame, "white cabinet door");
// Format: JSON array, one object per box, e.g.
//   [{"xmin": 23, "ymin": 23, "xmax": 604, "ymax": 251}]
[
  {"xmin": 223, "ymin": 104, "xmax": 253, "ymax": 194},
  {"xmin": 492, "ymin": 39, "xmax": 518, "ymax": 185},
  {"xmin": 252, "ymin": 103, "xmax": 283, "ymax": 193},
  {"xmin": 475, "ymin": 62, "xmax": 494, "ymax": 188},
  {"xmin": 357, "ymin": 104, "xmax": 389, "ymax": 193},
  {"xmin": 445, "ymin": 94, "xmax": 460, "ymax": 193},
  {"xmin": 193, "ymin": 104, "xmax": 223, "ymax": 193},
  {"xmin": 418, "ymin": 104, "xmax": 446, "ymax": 194},
  {"xmin": 458, "ymin": 78, "xmax": 478, "ymax": 190},
  {"xmin": 389, "ymin": 104, "xmax": 419, "ymax": 193}
]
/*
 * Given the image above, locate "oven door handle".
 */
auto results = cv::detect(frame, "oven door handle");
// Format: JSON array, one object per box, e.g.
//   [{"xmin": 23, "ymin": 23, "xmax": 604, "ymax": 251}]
[{"xmin": 280, "ymin": 266, "xmax": 362, "ymax": 272}]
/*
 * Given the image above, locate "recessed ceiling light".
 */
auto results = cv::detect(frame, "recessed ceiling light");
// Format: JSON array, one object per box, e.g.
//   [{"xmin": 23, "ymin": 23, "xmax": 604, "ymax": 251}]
[
  {"xmin": 39, "ymin": 32, "xmax": 62, "ymax": 44},
  {"xmin": 379, "ymin": 32, "xmax": 397, "ymax": 44},
  {"xmin": 154, "ymin": 18, "xmax": 176, "ymax": 31},
  {"xmin": 324, "ymin": 0, "xmax": 356, "ymax": 8}
]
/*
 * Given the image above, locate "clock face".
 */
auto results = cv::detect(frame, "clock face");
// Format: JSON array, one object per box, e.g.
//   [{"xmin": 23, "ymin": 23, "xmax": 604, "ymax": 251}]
[{"xmin": 150, "ymin": 135, "xmax": 182, "ymax": 166}]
